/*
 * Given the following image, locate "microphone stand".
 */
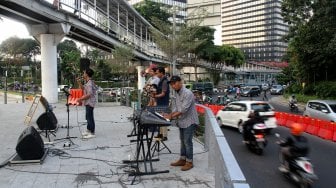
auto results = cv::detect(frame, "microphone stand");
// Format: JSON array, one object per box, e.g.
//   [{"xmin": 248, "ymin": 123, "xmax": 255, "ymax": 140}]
[{"xmin": 55, "ymin": 89, "xmax": 77, "ymax": 147}]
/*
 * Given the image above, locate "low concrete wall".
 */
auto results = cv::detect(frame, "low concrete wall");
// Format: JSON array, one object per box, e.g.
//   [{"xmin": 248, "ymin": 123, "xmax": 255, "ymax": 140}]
[{"xmin": 201, "ymin": 104, "xmax": 250, "ymax": 188}]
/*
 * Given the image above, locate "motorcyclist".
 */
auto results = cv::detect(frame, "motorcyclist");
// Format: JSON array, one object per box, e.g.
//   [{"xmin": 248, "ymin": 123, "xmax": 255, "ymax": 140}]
[
  {"xmin": 289, "ymin": 95, "xmax": 297, "ymax": 106},
  {"xmin": 242, "ymin": 110, "xmax": 264, "ymax": 143},
  {"xmin": 279, "ymin": 123, "xmax": 309, "ymax": 172}
]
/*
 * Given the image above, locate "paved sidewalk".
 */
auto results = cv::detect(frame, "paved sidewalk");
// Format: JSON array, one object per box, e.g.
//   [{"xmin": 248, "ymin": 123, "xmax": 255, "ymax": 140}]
[{"xmin": 0, "ymin": 102, "xmax": 214, "ymax": 188}]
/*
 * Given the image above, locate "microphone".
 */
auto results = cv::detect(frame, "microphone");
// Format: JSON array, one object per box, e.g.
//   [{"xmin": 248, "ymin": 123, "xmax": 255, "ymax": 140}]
[{"xmin": 62, "ymin": 88, "xmax": 71, "ymax": 96}]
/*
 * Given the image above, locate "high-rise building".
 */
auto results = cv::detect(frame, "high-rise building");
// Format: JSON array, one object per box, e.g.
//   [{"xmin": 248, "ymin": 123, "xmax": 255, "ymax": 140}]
[
  {"xmin": 221, "ymin": 0, "xmax": 288, "ymax": 62},
  {"xmin": 187, "ymin": 0, "xmax": 222, "ymax": 45}
]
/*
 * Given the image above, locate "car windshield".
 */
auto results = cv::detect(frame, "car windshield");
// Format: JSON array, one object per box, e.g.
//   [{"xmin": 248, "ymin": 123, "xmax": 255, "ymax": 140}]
[
  {"xmin": 242, "ymin": 87, "xmax": 250, "ymax": 92},
  {"xmin": 329, "ymin": 104, "xmax": 336, "ymax": 113},
  {"xmin": 251, "ymin": 103, "xmax": 273, "ymax": 112},
  {"xmin": 272, "ymin": 85, "xmax": 281, "ymax": 89}
]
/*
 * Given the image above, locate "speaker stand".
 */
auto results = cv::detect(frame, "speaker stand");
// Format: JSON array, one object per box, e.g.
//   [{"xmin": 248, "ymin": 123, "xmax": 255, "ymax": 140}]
[{"xmin": 54, "ymin": 92, "xmax": 77, "ymax": 147}]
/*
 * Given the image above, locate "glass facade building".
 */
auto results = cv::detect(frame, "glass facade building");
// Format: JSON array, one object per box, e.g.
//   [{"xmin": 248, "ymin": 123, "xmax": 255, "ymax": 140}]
[{"xmin": 221, "ymin": 0, "xmax": 288, "ymax": 62}]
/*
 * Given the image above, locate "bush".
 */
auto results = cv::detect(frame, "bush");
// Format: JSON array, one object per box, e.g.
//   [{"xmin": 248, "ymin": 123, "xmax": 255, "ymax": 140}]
[
  {"xmin": 315, "ymin": 81, "xmax": 336, "ymax": 99},
  {"xmin": 302, "ymin": 84, "xmax": 315, "ymax": 95},
  {"xmin": 195, "ymin": 113, "xmax": 205, "ymax": 142},
  {"xmin": 285, "ymin": 81, "xmax": 336, "ymax": 99},
  {"xmin": 285, "ymin": 83, "xmax": 302, "ymax": 94}
]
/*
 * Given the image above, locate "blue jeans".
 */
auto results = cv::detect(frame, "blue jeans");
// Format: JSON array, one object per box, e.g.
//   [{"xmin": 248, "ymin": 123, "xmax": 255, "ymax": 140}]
[
  {"xmin": 85, "ymin": 105, "xmax": 95, "ymax": 133},
  {"xmin": 179, "ymin": 124, "xmax": 197, "ymax": 162}
]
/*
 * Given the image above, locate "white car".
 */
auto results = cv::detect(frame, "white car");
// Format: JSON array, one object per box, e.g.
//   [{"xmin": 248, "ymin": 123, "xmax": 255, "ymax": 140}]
[
  {"xmin": 303, "ymin": 100, "xmax": 336, "ymax": 122},
  {"xmin": 216, "ymin": 101, "xmax": 277, "ymax": 133}
]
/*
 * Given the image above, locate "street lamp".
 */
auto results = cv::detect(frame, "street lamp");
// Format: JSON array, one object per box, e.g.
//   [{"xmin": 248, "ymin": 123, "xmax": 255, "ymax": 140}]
[
  {"xmin": 21, "ymin": 70, "xmax": 24, "ymax": 103},
  {"xmin": 4, "ymin": 70, "xmax": 7, "ymax": 104}
]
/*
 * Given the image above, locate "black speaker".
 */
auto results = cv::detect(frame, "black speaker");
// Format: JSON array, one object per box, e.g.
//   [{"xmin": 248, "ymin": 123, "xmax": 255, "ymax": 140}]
[
  {"xmin": 80, "ymin": 58, "xmax": 90, "ymax": 72},
  {"xmin": 16, "ymin": 126, "xmax": 44, "ymax": 160},
  {"xmin": 36, "ymin": 111, "xmax": 58, "ymax": 130}
]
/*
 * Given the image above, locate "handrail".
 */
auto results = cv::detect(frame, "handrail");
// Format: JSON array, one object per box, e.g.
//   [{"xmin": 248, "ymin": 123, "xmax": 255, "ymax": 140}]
[{"xmin": 57, "ymin": 0, "xmax": 164, "ymax": 58}]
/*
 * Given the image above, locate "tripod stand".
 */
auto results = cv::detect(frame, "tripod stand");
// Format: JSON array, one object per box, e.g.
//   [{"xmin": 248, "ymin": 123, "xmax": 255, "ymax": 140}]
[
  {"xmin": 151, "ymin": 135, "xmax": 171, "ymax": 157},
  {"xmin": 55, "ymin": 89, "xmax": 77, "ymax": 147}
]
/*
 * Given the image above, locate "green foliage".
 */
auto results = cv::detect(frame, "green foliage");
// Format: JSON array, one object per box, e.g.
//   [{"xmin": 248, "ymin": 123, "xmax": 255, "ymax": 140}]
[
  {"xmin": 281, "ymin": 0, "xmax": 313, "ymax": 40},
  {"xmin": 0, "ymin": 37, "xmax": 39, "ymax": 65},
  {"xmin": 314, "ymin": 81, "xmax": 336, "ymax": 99},
  {"xmin": 94, "ymin": 59, "xmax": 112, "ymax": 81},
  {"xmin": 282, "ymin": 0, "xmax": 336, "ymax": 83},
  {"xmin": 112, "ymin": 46, "xmax": 134, "ymax": 64},
  {"xmin": 195, "ymin": 114, "xmax": 205, "ymax": 138},
  {"xmin": 285, "ymin": 81, "xmax": 336, "ymax": 100},
  {"xmin": 276, "ymin": 64, "xmax": 296, "ymax": 85},
  {"xmin": 149, "ymin": 6, "xmax": 207, "ymax": 66},
  {"xmin": 57, "ymin": 40, "xmax": 81, "ymax": 86},
  {"xmin": 194, "ymin": 26, "xmax": 215, "ymax": 59},
  {"xmin": 285, "ymin": 83, "xmax": 302, "ymax": 94},
  {"xmin": 134, "ymin": 0, "xmax": 170, "ymax": 26}
]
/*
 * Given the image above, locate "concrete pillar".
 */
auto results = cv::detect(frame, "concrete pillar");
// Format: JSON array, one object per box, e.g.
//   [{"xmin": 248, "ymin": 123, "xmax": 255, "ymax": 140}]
[
  {"xmin": 41, "ymin": 34, "xmax": 58, "ymax": 103},
  {"xmin": 28, "ymin": 23, "xmax": 71, "ymax": 104},
  {"xmin": 137, "ymin": 66, "xmax": 145, "ymax": 92}
]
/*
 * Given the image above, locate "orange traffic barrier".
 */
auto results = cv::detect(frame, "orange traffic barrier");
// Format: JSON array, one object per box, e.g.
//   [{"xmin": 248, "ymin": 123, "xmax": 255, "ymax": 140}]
[
  {"xmin": 275, "ymin": 112, "xmax": 287, "ymax": 126},
  {"xmin": 275, "ymin": 111, "xmax": 336, "ymax": 141},
  {"xmin": 285, "ymin": 114, "xmax": 297, "ymax": 127},
  {"xmin": 196, "ymin": 105, "xmax": 205, "ymax": 114},
  {"xmin": 280, "ymin": 113, "xmax": 290, "ymax": 127},
  {"xmin": 300, "ymin": 116, "xmax": 311, "ymax": 131},
  {"xmin": 305, "ymin": 118, "xmax": 320, "ymax": 135},
  {"xmin": 317, "ymin": 120, "xmax": 334, "ymax": 140},
  {"xmin": 332, "ymin": 123, "xmax": 336, "ymax": 142}
]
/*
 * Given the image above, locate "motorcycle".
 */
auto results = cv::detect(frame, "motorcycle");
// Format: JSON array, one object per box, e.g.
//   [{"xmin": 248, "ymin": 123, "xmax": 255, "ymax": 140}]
[
  {"xmin": 244, "ymin": 123, "xmax": 268, "ymax": 155},
  {"xmin": 215, "ymin": 95, "xmax": 231, "ymax": 105},
  {"xmin": 289, "ymin": 102, "xmax": 299, "ymax": 113},
  {"xmin": 275, "ymin": 133, "xmax": 318, "ymax": 188}
]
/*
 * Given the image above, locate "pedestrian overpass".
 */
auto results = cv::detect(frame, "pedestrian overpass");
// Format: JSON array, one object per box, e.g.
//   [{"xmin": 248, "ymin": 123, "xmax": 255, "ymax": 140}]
[{"xmin": 0, "ymin": 0, "xmax": 167, "ymax": 103}]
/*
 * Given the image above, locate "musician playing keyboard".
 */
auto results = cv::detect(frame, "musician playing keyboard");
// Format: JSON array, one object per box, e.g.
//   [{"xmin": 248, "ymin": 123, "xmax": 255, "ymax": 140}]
[{"xmin": 163, "ymin": 76, "xmax": 199, "ymax": 171}]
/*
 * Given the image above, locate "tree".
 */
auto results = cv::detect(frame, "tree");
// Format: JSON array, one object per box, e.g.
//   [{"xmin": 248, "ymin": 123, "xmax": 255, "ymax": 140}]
[
  {"xmin": 204, "ymin": 45, "xmax": 245, "ymax": 85},
  {"xmin": 150, "ymin": 9, "xmax": 206, "ymax": 74},
  {"xmin": 57, "ymin": 39, "xmax": 81, "ymax": 86},
  {"xmin": 95, "ymin": 59, "xmax": 112, "ymax": 81},
  {"xmin": 281, "ymin": 0, "xmax": 313, "ymax": 40},
  {"xmin": 282, "ymin": 0, "xmax": 336, "ymax": 83},
  {"xmin": 0, "ymin": 37, "xmax": 39, "ymax": 82},
  {"xmin": 0, "ymin": 37, "xmax": 39, "ymax": 65},
  {"xmin": 110, "ymin": 45, "xmax": 135, "ymax": 86},
  {"xmin": 134, "ymin": 0, "xmax": 170, "ymax": 27}
]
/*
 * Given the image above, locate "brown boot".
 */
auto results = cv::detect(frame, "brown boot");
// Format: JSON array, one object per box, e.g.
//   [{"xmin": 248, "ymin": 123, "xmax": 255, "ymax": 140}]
[
  {"xmin": 181, "ymin": 161, "xmax": 193, "ymax": 171},
  {"xmin": 170, "ymin": 159, "xmax": 186, "ymax": 166}
]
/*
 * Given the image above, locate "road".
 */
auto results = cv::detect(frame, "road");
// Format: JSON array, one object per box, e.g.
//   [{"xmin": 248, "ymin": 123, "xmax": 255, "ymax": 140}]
[{"xmin": 220, "ymin": 94, "xmax": 336, "ymax": 188}]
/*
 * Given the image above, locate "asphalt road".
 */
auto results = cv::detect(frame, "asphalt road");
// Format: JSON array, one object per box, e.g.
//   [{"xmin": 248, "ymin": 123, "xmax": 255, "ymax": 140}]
[{"xmin": 220, "ymin": 95, "xmax": 336, "ymax": 188}]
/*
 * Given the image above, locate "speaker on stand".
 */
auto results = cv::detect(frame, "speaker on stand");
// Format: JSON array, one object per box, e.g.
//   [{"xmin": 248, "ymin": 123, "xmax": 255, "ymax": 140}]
[
  {"xmin": 36, "ymin": 111, "xmax": 58, "ymax": 141},
  {"xmin": 80, "ymin": 58, "xmax": 90, "ymax": 72}
]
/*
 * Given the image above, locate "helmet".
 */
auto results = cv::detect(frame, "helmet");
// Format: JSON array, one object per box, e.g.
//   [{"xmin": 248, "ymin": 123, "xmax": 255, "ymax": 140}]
[
  {"xmin": 291, "ymin": 123, "xmax": 303, "ymax": 136},
  {"xmin": 292, "ymin": 94, "xmax": 296, "ymax": 98}
]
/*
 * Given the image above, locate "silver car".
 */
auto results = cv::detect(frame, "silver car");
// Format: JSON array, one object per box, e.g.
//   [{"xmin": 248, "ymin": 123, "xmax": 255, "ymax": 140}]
[
  {"xmin": 303, "ymin": 100, "xmax": 336, "ymax": 122},
  {"xmin": 270, "ymin": 85, "xmax": 283, "ymax": 95}
]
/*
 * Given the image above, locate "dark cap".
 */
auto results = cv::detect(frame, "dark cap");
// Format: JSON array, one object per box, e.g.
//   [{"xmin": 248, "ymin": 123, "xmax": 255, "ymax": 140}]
[{"xmin": 168, "ymin": 75, "xmax": 182, "ymax": 84}]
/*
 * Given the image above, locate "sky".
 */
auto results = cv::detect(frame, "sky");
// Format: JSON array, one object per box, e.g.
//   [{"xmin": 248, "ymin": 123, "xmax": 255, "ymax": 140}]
[{"xmin": 0, "ymin": 17, "xmax": 32, "ymax": 43}]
